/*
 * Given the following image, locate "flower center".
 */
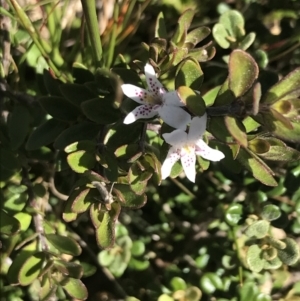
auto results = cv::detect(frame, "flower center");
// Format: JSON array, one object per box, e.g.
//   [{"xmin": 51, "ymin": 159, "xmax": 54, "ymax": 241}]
[{"xmin": 182, "ymin": 144, "xmax": 195, "ymax": 155}]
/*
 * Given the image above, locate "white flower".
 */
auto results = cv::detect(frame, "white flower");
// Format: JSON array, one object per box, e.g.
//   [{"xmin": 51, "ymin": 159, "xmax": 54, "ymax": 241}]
[
  {"xmin": 122, "ymin": 63, "xmax": 191, "ymax": 129},
  {"xmin": 161, "ymin": 114, "xmax": 225, "ymax": 182}
]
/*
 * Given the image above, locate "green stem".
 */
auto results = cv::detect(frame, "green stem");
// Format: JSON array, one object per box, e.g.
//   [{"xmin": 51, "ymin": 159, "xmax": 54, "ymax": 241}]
[
  {"xmin": 106, "ymin": 3, "xmax": 119, "ymax": 68},
  {"xmin": 8, "ymin": 0, "xmax": 68, "ymax": 82},
  {"xmin": 170, "ymin": 177, "xmax": 196, "ymax": 199},
  {"xmin": 231, "ymin": 226, "xmax": 244, "ymax": 286},
  {"xmin": 81, "ymin": 0, "xmax": 103, "ymax": 67}
]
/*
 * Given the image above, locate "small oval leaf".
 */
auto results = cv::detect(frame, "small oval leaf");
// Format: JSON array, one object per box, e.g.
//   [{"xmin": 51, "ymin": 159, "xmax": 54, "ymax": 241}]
[
  {"xmin": 18, "ymin": 252, "xmax": 46, "ymax": 286},
  {"xmin": 46, "ymin": 234, "xmax": 81, "ymax": 256},
  {"xmin": 229, "ymin": 50, "xmax": 259, "ymax": 98}
]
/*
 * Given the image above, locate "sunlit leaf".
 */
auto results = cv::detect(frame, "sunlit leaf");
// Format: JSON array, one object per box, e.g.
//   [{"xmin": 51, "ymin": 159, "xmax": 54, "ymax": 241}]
[{"xmin": 46, "ymin": 234, "xmax": 81, "ymax": 256}]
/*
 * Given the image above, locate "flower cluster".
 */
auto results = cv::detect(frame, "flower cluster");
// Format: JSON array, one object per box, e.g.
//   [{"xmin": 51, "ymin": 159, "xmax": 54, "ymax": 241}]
[{"xmin": 122, "ymin": 63, "xmax": 225, "ymax": 182}]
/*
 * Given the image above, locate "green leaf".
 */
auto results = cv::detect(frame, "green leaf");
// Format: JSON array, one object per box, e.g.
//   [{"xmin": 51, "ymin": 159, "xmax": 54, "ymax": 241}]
[
  {"xmin": 62, "ymin": 278, "xmax": 88, "ymax": 300},
  {"xmin": 200, "ymin": 272, "xmax": 223, "ymax": 294},
  {"xmin": 171, "ymin": 9, "xmax": 194, "ymax": 45},
  {"xmin": 3, "ymin": 189, "xmax": 28, "ymax": 212},
  {"xmin": 131, "ymin": 241, "xmax": 145, "ymax": 257},
  {"xmin": 94, "ymin": 68, "xmax": 122, "ymax": 105},
  {"xmin": 267, "ymin": 237, "xmax": 286, "ymax": 250},
  {"xmin": 14, "ymin": 212, "xmax": 32, "ymax": 231},
  {"xmin": 7, "ymin": 239, "xmax": 38, "ymax": 283},
  {"xmin": 39, "ymin": 96, "xmax": 80, "ymax": 121},
  {"xmin": 113, "ymin": 184, "xmax": 147, "ymax": 208},
  {"xmin": 188, "ymin": 44, "xmax": 216, "ymax": 62},
  {"xmin": 263, "ymin": 256, "xmax": 282, "ymax": 270},
  {"xmin": 72, "ymin": 63, "xmax": 94, "ymax": 84},
  {"xmin": 128, "ymin": 162, "xmax": 152, "ymax": 195},
  {"xmin": 105, "ymin": 236, "xmax": 132, "ymax": 277},
  {"xmin": 220, "ymin": 10, "xmax": 245, "ymax": 39},
  {"xmin": 277, "ymin": 238, "xmax": 300, "ymax": 265},
  {"xmin": 208, "ymin": 116, "xmax": 233, "ymax": 143},
  {"xmin": 185, "ymin": 27, "xmax": 210, "ymax": 47},
  {"xmin": 67, "ymin": 150, "xmax": 96, "ymax": 173},
  {"xmin": 90, "ymin": 203, "xmax": 102, "ymax": 229},
  {"xmin": 245, "ymin": 220, "xmax": 270, "ymax": 239},
  {"xmin": 40, "ymin": 275, "xmax": 57, "ymax": 300},
  {"xmin": 158, "ymin": 294, "xmax": 173, "ymax": 301},
  {"xmin": 212, "ymin": 23, "xmax": 230, "ymax": 48},
  {"xmin": 155, "ymin": 12, "xmax": 167, "ymax": 39},
  {"xmin": 8, "ymin": 105, "xmax": 31, "ymax": 150},
  {"xmin": 81, "ymin": 262, "xmax": 97, "ymax": 278},
  {"xmin": 63, "ymin": 194, "xmax": 78, "ymax": 223},
  {"xmin": 26, "ymin": 119, "xmax": 67, "ymax": 150},
  {"xmin": 270, "ymin": 119, "xmax": 300, "ymax": 143},
  {"xmin": 177, "ymin": 86, "xmax": 206, "ymax": 116},
  {"xmin": 54, "ymin": 260, "xmax": 83, "ymax": 279},
  {"xmin": 246, "ymin": 244, "xmax": 265, "ymax": 272},
  {"xmin": 70, "ymin": 188, "xmax": 97, "ymax": 213},
  {"xmin": 239, "ymin": 282, "xmax": 259, "ymax": 301},
  {"xmin": 185, "ymin": 287, "xmax": 202, "ymax": 301},
  {"xmin": 81, "ymin": 97, "xmax": 121, "ymax": 124},
  {"xmin": 64, "ymin": 140, "xmax": 96, "ymax": 154},
  {"xmin": 262, "ymin": 67, "xmax": 300, "ymax": 104},
  {"xmin": 229, "ymin": 50, "xmax": 259, "ymax": 97},
  {"xmin": 167, "ymin": 47, "xmax": 189, "ymax": 67},
  {"xmin": 98, "ymin": 250, "xmax": 115, "ymax": 266},
  {"xmin": 225, "ymin": 203, "xmax": 243, "ymax": 226},
  {"xmin": 59, "ymin": 83, "xmax": 97, "ymax": 106},
  {"xmin": 261, "ymin": 204, "xmax": 281, "ymax": 221},
  {"xmin": 18, "ymin": 252, "xmax": 46, "ymax": 286},
  {"xmin": 104, "ymin": 122, "xmax": 143, "ymax": 149},
  {"xmin": 237, "ymin": 148, "xmax": 277, "ymax": 186},
  {"xmin": 224, "ymin": 116, "xmax": 248, "ymax": 147},
  {"xmin": 0, "ymin": 148, "xmax": 22, "ymax": 172},
  {"xmin": 95, "ymin": 202, "xmax": 121, "ymax": 249},
  {"xmin": 171, "ymin": 277, "xmax": 187, "ymax": 291},
  {"xmin": 101, "ymin": 151, "xmax": 118, "ymax": 182},
  {"xmin": 175, "ymin": 59, "xmax": 203, "ymax": 90},
  {"xmin": 45, "ymin": 234, "xmax": 81, "ymax": 256},
  {"xmin": 43, "ymin": 69, "xmax": 63, "ymax": 96},
  {"xmin": 203, "ymin": 86, "xmax": 221, "ymax": 107},
  {"xmin": 239, "ymin": 32, "xmax": 256, "ymax": 50},
  {"xmin": 128, "ymin": 258, "xmax": 149, "ymax": 271},
  {"xmin": 54, "ymin": 122, "xmax": 101, "ymax": 150},
  {"xmin": 0, "ymin": 209, "xmax": 21, "ymax": 235},
  {"xmin": 248, "ymin": 138, "xmax": 270, "ymax": 154},
  {"xmin": 213, "ymin": 78, "xmax": 236, "ymax": 107}
]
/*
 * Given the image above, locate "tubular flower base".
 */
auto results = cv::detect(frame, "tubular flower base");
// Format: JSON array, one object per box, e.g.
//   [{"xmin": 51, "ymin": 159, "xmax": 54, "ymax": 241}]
[
  {"xmin": 161, "ymin": 114, "xmax": 225, "ymax": 182},
  {"xmin": 122, "ymin": 63, "xmax": 191, "ymax": 129}
]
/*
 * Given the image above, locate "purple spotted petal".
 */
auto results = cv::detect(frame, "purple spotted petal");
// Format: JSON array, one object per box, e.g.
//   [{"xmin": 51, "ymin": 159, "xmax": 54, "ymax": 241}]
[
  {"xmin": 195, "ymin": 139, "xmax": 225, "ymax": 161},
  {"xmin": 161, "ymin": 146, "xmax": 181, "ymax": 180},
  {"xmin": 123, "ymin": 105, "xmax": 158, "ymax": 124},
  {"xmin": 122, "ymin": 84, "xmax": 154, "ymax": 104},
  {"xmin": 144, "ymin": 64, "xmax": 166, "ymax": 97},
  {"xmin": 180, "ymin": 147, "xmax": 196, "ymax": 182}
]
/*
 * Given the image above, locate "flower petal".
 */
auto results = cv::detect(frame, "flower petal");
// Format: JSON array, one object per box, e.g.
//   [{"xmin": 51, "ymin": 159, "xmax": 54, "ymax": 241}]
[
  {"xmin": 123, "ymin": 105, "xmax": 158, "ymax": 124},
  {"xmin": 188, "ymin": 114, "xmax": 207, "ymax": 142},
  {"xmin": 122, "ymin": 84, "xmax": 154, "ymax": 104},
  {"xmin": 161, "ymin": 146, "xmax": 181, "ymax": 180},
  {"xmin": 163, "ymin": 91, "xmax": 185, "ymax": 107},
  {"xmin": 162, "ymin": 129, "xmax": 187, "ymax": 146},
  {"xmin": 195, "ymin": 139, "xmax": 225, "ymax": 161},
  {"xmin": 158, "ymin": 105, "xmax": 191, "ymax": 129},
  {"xmin": 144, "ymin": 63, "xmax": 166, "ymax": 97},
  {"xmin": 181, "ymin": 148, "xmax": 196, "ymax": 182}
]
